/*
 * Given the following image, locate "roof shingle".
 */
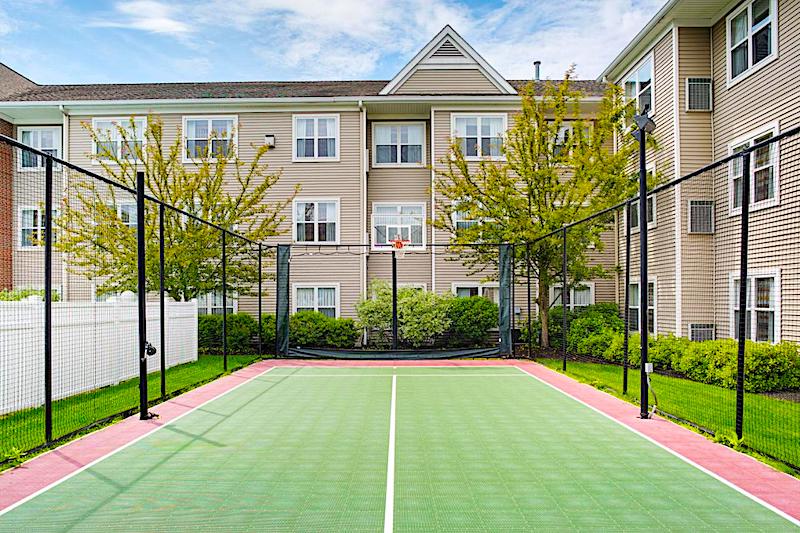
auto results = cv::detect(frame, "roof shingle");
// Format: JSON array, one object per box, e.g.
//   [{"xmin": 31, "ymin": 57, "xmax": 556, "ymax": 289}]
[{"xmin": 2, "ymin": 78, "xmax": 608, "ymax": 102}]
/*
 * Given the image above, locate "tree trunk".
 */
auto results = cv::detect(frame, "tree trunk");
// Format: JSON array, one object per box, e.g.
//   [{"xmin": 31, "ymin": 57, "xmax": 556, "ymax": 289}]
[{"xmin": 539, "ymin": 278, "xmax": 550, "ymax": 348}]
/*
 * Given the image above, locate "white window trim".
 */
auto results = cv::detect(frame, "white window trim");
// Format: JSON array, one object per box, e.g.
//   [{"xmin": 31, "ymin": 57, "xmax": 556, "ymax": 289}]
[
  {"xmin": 371, "ymin": 201, "xmax": 426, "ymax": 252},
  {"xmin": 618, "ymin": 52, "xmax": 655, "ymax": 117},
  {"xmin": 90, "ymin": 117, "xmax": 147, "ymax": 165},
  {"xmin": 728, "ymin": 268, "xmax": 781, "ymax": 343},
  {"xmin": 195, "ymin": 290, "xmax": 239, "ymax": 315},
  {"xmin": 687, "ymin": 199, "xmax": 715, "ymax": 234},
  {"xmin": 451, "ymin": 281, "xmax": 500, "ymax": 303},
  {"xmin": 292, "ymin": 283, "xmax": 340, "ymax": 317},
  {"xmin": 292, "ymin": 198, "xmax": 341, "ymax": 245},
  {"xmin": 450, "ymin": 113, "xmax": 508, "ymax": 161},
  {"xmin": 726, "ymin": 0, "xmax": 779, "ymax": 88},
  {"xmin": 684, "ymin": 76, "xmax": 713, "ymax": 112},
  {"xmin": 17, "ymin": 126, "xmax": 62, "ymax": 171},
  {"xmin": 181, "ymin": 115, "xmax": 238, "ymax": 163},
  {"xmin": 292, "ymin": 114, "xmax": 341, "ymax": 162},
  {"xmin": 689, "ymin": 323, "xmax": 716, "ymax": 342},
  {"xmin": 727, "ymin": 121, "xmax": 780, "ymax": 216},
  {"xmin": 629, "ymin": 276, "xmax": 657, "ymax": 334},
  {"xmin": 371, "ymin": 122, "xmax": 426, "ymax": 168},
  {"xmin": 549, "ymin": 281, "xmax": 596, "ymax": 310},
  {"xmin": 18, "ymin": 206, "xmax": 58, "ymax": 251}
]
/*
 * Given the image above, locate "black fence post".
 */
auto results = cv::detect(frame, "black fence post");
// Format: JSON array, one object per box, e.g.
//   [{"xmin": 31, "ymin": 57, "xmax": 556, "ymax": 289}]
[
  {"xmin": 561, "ymin": 227, "xmax": 567, "ymax": 372},
  {"xmin": 638, "ymin": 126, "xmax": 650, "ymax": 420},
  {"xmin": 511, "ymin": 244, "xmax": 516, "ymax": 352},
  {"xmin": 159, "ymin": 203, "xmax": 166, "ymax": 399},
  {"xmin": 623, "ymin": 201, "xmax": 631, "ymax": 395},
  {"xmin": 526, "ymin": 243, "xmax": 532, "ymax": 359},
  {"xmin": 44, "ymin": 156, "xmax": 53, "ymax": 442},
  {"xmin": 136, "ymin": 171, "xmax": 148, "ymax": 420},
  {"xmin": 391, "ymin": 250, "xmax": 398, "ymax": 350},
  {"xmin": 258, "ymin": 244, "xmax": 263, "ymax": 357},
  {"xmin": 222, "ymin": 230, "xmax": 228, "ymax": 371},
  {"xmin": 736, "ymin": 151, "xmax": 751, "ymax": 440}
]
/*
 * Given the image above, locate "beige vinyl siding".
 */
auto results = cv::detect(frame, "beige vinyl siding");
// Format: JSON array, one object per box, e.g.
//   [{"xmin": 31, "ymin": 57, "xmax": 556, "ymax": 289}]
[
  {"xmin": 394, "ymin": 69, "xmax": 503, "ymax": 95},
  {"xmin": 67, "ymin": 110, "xmax": 365, "ymax": 317},
  {"xmin": 616, "ymin": 30, "xmax": 678, "ymax": 335},
  {"xmin": 677, "ymin": 26, "xmax": 716, "ymax": 336},
  {"xmin": 366, "ymin": 120, "xmax": 432, "ymax": 290},
  {"xmin": 710, "ymin": 0, "xmax": 800, "ymax": 340}
]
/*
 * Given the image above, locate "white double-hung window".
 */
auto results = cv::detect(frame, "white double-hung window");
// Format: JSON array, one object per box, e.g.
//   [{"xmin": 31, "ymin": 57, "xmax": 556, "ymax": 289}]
[
  {"xmin": 18, "ymin": 127, "xmax": 61, "ymax": 169},
  {"xmin": 293, "ymin": 199, "xmax": 339, "ymax": 243},
  {"xmin": 294, "ymin": 285, "xmax": 338, "ymax": 318},
  {"xmin": 92, "ymin": 117, "xmax": 146, "ymax": 160},
  {"xmin": 19, "ymin": 207, "xmax": 58, "ymax": 248},
  {"xmin": 293, "ymin": 115, "xmax": 339, "ymax": 161},
  {"xmin": 729, "ymin": 123, "xmax": 778, "ymax": 212},
  {"xmin": 452, "ymin": 114, "xmax": 506, "ymax": 159},
  {"xmin": 183, "ymin": 116, "xmax": 236, "ymax": 160},
  {"xmin": 628, "ymin": 280, "xmax": 656, "ymax": 333},
  {"xmin": 623, "ymin": 56, "xmax": 654, "ymax": 115},
  {"xmin": 731, "ymin": 271, "xmax": 779, "ymax": 343},
  {"xmin": 550, "ymin": 283, "xmax": 595, "ymax": 311},
  {"xmin": 373, "ymin": 123, "xmax": 424, "ymax": 166},
  {"xmin": 728, "ymin": 0, "xmax": 777, "ymax": 83},
  {"xmin": 372, "ymin": 203, "xmax": 425, "ymax": 250}
]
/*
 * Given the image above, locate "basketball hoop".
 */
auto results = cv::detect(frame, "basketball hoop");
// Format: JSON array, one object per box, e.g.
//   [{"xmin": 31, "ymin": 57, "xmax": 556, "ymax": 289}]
[{"xmin": 390, "ymin": 237, "xmax": 410, "ymax": 259}]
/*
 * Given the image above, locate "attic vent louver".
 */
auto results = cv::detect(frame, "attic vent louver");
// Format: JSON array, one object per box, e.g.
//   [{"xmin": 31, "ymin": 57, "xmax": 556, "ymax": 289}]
[{"xmin": 432, "ymin": 39, "xmax": 463, "ymax": 57}]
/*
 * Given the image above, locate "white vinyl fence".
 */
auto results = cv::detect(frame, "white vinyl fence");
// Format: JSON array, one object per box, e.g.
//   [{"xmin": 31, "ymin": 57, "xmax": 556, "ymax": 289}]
[{"xmin": 0, "ymin": 294, "xmax": 198, "ymax": 414}]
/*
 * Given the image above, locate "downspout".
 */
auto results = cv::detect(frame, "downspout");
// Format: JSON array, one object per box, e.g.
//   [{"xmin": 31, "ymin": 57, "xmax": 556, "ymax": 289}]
[
  {"xmin": 60, "ymin": 105, "xmax": 70, "ymax": 300},
  {"xmin": 430, "ymin": 107, "xmax": 436, "ymax": 291},
  {"xmin": 359, "ymin": 100, "xmax": 367, "ymax": 300},
  {"xmin": 672, "ymin": 25, "xmax": 683, "ymax": 336}
]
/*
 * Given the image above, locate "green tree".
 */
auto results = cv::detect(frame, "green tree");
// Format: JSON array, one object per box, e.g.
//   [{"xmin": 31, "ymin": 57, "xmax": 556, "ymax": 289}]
[
  {"xmin": 434, "ymin": 70, "xmax": 647, "ymax": 347},
  {"xmin": 55, "ymin": 116, "xmax": 297, "ymax": 301}
]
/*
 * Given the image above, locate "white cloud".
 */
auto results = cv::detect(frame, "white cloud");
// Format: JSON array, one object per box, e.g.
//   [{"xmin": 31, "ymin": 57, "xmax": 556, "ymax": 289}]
[
  {"xmin": 79, "ymin": 0, "xmax": 666, "ymax": 80},
  {"xmin": 89, "ymin": 0, "xmax": 192, "ymax": 34}
]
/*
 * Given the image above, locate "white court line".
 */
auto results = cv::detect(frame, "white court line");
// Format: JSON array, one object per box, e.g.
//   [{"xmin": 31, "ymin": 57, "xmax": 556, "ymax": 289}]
[
  {"xmin": 0, "ymin": 366, "xmax": 279, "ymax": 518},
  {"xmin": 513, "ymin": 365, "xmax": 800, "ymax": 527},
  {"xmin": 384, "ymin": 374, "xmax": 397, "ymax": 533},
  {"xmin": 279, "ymin": 374, "xmax": 524, "ymax": 377}
]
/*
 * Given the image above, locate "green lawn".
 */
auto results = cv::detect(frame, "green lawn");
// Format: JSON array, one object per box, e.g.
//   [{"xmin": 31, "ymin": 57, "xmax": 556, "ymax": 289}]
[
  {"xmin": 537, "ymin": 358, "xmax": 800, "ymax": 472},
  {"xmin": 1, "ymin": 354, "xmax": 262, "ymax": 462}
]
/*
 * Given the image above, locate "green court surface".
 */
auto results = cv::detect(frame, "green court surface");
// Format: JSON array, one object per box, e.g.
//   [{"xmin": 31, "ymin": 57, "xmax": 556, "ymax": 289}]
[{"xmin": 0, "ymin": 366, "xmax": 796, "ymax": 532}]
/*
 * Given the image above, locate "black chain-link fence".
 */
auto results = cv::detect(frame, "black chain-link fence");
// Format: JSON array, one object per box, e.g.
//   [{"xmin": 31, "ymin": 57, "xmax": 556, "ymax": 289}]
[
  {"xmin": 525, "ymin": 126, "xmax": 800, "ymax": 472},
  {"xmin": 0, "ymin": 135, "xmax": 269, "ymax": 465}
]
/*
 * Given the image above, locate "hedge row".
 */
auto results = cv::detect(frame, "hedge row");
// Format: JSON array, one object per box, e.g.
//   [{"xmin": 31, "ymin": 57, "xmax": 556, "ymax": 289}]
[
  {"xmin": 563, "ymin": 305, "xmax": 800, "ymax": 393},
  {"xmin": 197, "ymin": 311, "xmax": 360, "ymax": 353}
]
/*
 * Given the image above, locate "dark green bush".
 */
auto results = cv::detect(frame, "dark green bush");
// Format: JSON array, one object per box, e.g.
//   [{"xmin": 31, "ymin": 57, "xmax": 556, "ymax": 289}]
[
  {"xmin": 198, "ymin": 312, "xmax": 258, "ymax": 355},
  {"xmin": 325, "ymin": 317, "xmax": 360, "ymax": 348},
  {"xmin": 447, "ymin": 296, "xmax": 499, "ymax": 347},
  {"xmin": 289, "ymin": 311, "xmax": 360, "ymax": 349},
  {"xmin": 260, "ymin": 314, "xmax": 276, "ymax": 351},
  {"xmin": 290, "ymin": 311, "xmax": 330, "ymax": 347}
]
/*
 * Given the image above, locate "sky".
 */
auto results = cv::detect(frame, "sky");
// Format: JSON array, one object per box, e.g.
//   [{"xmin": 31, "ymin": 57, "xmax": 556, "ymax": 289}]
[{"xmin": 0, "ymin": 0, "xmax": 665, "ymax": 85}]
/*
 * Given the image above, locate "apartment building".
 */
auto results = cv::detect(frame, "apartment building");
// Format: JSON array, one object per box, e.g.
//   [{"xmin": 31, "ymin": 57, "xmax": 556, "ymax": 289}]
[
  {"xmin": 0, "ymin": 26, "xmax": 608, "ymax": 322},
  {"xmin": 602, "ymin": 0, "xmax": 800, "ymax": 342}
]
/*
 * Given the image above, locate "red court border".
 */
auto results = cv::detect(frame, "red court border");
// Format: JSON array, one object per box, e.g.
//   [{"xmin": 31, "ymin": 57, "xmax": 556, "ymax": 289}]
[{"xmin": 1, "ymin": 358, "xmax": 798, "ymax": 523}]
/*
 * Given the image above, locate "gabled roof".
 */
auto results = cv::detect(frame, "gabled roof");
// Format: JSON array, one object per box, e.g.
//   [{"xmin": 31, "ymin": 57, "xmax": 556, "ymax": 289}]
[{"xmin": 379, "ymin": 25, "xmax": 517, "ymax": 95}]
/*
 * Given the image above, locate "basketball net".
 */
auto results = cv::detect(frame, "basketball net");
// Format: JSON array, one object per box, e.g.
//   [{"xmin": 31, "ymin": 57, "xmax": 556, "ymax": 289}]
[{"xmin": 390, "ymin": 236, "xmax": 410, "ymax": 259}]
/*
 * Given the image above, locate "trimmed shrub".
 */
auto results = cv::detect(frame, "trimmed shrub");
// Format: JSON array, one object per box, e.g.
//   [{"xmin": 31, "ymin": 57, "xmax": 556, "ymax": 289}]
[
  {"xmin": 447, "ymin": 296, "xmax": 499, "ymax": 347},
  {"xmin": 289, "ymin": 311, "xmax": 330, "ymax": 347},
  {"xmin": 398, "ymin": 289, "xmax": 452, "ymax": 348},
  {"xmin": 0, "ymin": 288, "xmax": 61, "ymax": 301},
  {"xmin": 325, "ymin": 317, "xmax": 360, "ymax": 348},
  {"xmin": 260, "ymin": 314, "xmax": 276, "ymax": 351},
  {"xmin": 648, "ymin": 334, "xmax": 692, "ymax": 370},
  {"xmin": 198, "ymin": 312, "xmax": 258, "ymax": 355}
]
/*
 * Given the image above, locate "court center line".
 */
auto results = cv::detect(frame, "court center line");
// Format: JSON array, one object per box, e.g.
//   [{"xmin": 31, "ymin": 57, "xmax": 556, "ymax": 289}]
[
  {"xmin": 0, "ymin": 365, "xmax": 279, "ymax": 518},
  {"xmin": 384, "ymin": 373, "xmax": 397, "ymax": 533},
  {"xmin": 513, "ymin": 365, "xmax": 800, "ymax": 527}
]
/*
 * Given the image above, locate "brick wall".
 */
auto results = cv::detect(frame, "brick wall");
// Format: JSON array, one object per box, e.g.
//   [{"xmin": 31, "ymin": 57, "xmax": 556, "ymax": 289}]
[{"xmin": 0, "ymin": 118, "xmax": 12, "ymax": 290}]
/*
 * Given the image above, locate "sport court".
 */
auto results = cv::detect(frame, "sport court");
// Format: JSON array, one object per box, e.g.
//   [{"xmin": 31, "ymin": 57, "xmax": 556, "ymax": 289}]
[{"xmin": 0, "ymin": 363, "xmax": 796, "ymax": 531}]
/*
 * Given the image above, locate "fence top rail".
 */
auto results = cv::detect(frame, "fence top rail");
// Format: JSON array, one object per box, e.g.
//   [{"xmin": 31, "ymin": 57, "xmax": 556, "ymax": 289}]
[
  {"xmin": 519, "ymin": 124, "xmax": 800, "ymax": 247},
  {"xmin": 0, "ymin": 133, "xmax": 261, "ymax": 247}
]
